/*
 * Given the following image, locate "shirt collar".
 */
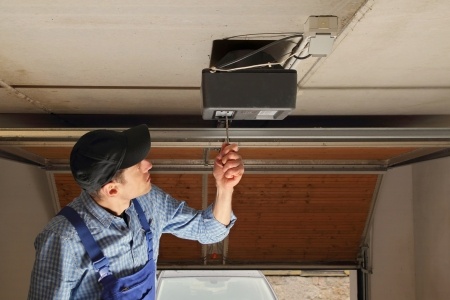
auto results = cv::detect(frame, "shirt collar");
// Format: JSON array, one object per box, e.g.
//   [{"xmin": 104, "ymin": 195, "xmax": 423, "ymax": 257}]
[{"xmin": 80, "ymin": 190, "xmax": 116, "ymax": 228}]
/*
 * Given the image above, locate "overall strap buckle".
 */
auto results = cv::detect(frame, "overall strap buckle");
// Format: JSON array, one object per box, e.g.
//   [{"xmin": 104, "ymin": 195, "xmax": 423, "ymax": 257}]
[{"xmin": 93, "ymin": 256, "xmax": 113, "ymax": 282}]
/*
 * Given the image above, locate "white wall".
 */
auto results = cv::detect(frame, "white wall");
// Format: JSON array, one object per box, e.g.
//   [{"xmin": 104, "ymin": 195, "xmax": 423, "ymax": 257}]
[
  {"xmin": 369, "ymin": 166, "xmax": 416, "ymax": 300},
  {"xmin": 370, "ymin": 156, "xmax": 450, "ymax": 300},
  {"xmin": 0, "ymin": 158, "xmax": 54, "ymax": 300},
  {"xmin": 412, "ymin": 157, "xmax": 450, "ymax": 300}
]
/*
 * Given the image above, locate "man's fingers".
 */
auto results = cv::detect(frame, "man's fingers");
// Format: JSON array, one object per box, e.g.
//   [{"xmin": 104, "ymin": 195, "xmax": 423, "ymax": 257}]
[
  {"xmin": 221, "ymin": 150, "xmax": 241, "ymax": 165},
  {"xmin": 220, "ymin": 143, "xmax": 239, "ymax": 156},
  {"xmin": 222, "ymin": 158, "xmax": 242, "ymax": 172}
]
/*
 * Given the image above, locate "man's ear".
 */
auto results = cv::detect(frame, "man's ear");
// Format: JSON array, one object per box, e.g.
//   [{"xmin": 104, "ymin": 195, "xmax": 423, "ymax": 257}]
[{"xmin": 101, "ymin": 182, "xmax": 118, "ymax": 197}]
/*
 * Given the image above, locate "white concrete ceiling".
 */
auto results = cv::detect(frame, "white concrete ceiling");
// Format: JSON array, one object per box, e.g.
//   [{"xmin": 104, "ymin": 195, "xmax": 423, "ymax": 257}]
[{"xmin": 1, "ymin": 0, "xmax": 450, "ymax": 122}]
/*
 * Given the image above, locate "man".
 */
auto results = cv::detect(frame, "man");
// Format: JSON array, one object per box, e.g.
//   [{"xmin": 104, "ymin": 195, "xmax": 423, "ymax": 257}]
[{"xmin": 28, "ymin": 124, "xmax": 244, "ymax": 299}]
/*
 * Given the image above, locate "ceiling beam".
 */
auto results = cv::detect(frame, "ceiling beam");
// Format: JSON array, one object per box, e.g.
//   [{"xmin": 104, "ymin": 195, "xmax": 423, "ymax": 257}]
[
  {"xmin": 1, "ymin": 128, "xmax": 450, "ymax": 147},
  {"xmin": 2, "ymin": 114, "xmax": 450, "ymax": 129}
]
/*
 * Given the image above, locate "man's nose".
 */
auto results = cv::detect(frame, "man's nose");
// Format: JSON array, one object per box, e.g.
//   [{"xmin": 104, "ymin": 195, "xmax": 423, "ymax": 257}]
[{"xmin": 141, "ymin": 159, "xmax": 152, "ymax": 172}]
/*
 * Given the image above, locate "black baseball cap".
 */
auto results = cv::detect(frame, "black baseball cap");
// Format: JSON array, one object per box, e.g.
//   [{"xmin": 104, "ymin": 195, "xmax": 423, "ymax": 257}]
[{"xmin": 70, "ymin": 124, "xmax": 151, "ymax": 193}]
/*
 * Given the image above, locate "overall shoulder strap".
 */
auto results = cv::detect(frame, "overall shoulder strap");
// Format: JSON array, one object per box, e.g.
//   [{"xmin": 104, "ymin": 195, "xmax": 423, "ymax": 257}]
[
  {"xmin": 58, "ymin": 206, "xmax": 113, "ymax": 281},
  {"xmin": 132, "ymin": 199, "xmax": 154, "ymax": 258}
]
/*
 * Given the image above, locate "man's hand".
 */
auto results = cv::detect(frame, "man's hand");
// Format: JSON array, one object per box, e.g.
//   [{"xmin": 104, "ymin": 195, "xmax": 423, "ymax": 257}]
[
  {"xmin": 213, "ymin": 143, "xmax": 244, "ymax": 190},
  {"xmin": 212, "ymin": 143, "xmax": 244, "ymax": 225}
]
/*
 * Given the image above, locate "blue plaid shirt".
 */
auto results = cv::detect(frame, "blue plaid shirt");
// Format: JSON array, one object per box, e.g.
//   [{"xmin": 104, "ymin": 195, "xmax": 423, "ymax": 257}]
[{"xmin": 28, "ymin": 185, "xmax": 236, "ymax": 299}]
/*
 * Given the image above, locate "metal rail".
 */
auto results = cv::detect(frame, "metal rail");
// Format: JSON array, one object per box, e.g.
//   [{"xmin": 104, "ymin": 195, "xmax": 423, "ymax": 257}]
[{"xmin": 1, "ymin": 127, "xmax": 450, "ymax": 147}]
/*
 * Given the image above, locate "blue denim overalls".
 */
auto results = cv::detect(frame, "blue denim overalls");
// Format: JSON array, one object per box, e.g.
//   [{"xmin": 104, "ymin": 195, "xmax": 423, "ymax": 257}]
[{"xmin": 59, "ymin": 199, "xmax": 156, "ymax": 300}]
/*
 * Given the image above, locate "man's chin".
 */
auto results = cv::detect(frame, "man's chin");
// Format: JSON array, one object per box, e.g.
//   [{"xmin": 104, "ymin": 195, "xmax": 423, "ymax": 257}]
[{"xmin": 134, "ymin": 184, "xmax": 152, "ymax": 199}]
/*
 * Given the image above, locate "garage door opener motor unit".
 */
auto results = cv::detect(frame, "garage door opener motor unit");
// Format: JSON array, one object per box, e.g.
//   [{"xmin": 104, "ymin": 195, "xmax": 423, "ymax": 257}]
[{"xmin": 201, "ymin": 50, "xmax": 297, "ymax": 121}]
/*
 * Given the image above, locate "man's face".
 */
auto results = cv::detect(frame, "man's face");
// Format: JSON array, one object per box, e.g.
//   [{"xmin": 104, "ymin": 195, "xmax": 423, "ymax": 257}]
[{"xmin": 119, "ymin": 159, "xmax": 153, "ymax": 200}]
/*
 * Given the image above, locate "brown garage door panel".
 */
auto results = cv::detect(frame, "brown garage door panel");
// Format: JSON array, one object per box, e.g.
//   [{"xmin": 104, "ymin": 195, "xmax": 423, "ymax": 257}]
[
  {"xmin": 225, "ymin": 174, "xmax": 377, "ymax": 264},
  {"xmin": 228, "ymin": 247, "xmax": 359, "ymax": 262},
  {"xmin": 54, "ymin": 173, "xmax": 378, "ymax": 265},
  {"xmin": 158, "ymin": 234, "xmax": 203, "ymax": 263}
]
